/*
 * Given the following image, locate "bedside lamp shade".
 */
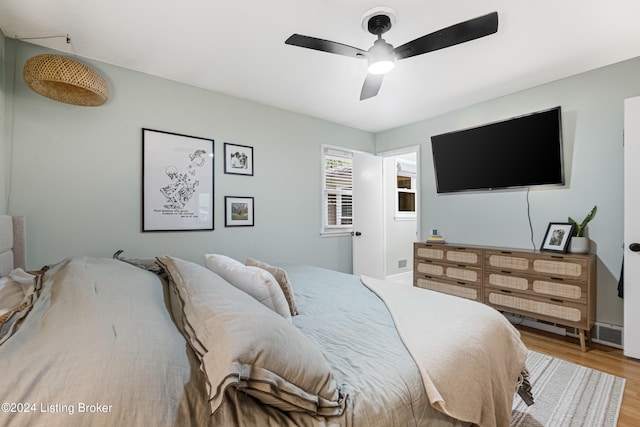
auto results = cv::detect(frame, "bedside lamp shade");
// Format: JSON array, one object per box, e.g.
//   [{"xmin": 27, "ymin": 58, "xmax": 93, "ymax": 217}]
[{"xmin": 23, "ymin": 54, "xmax": 109, "ymax": 106}]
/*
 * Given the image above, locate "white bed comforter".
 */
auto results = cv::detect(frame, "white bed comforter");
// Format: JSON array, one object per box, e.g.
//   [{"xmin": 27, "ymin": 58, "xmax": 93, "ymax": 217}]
[{"xmin": 361, "ymin": 275, "xmax": 528, "ymax": 427}]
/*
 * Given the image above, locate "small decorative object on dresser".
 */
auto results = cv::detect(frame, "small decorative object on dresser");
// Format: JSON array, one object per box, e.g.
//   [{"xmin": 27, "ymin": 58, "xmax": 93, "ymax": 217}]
[
  {"xmin": 426, "ymin": 229, "xmax": 446, "ymax": 244},
  {"xmin": 568, "ymin": 205, "xmax": 597, "ymax": 254},
  {"xmin": 414, "ymin": 242, "xmax": 597, "ymax": 352}
]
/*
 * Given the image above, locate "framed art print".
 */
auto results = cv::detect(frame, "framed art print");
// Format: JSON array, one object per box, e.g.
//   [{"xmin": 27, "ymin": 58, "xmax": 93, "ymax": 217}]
[
  {"xmin": 225, "ymin": 196, "xmax": 254, "ymax": 227},
  {"xmin": 224, "ymin": 143, "xmax": 253, "ymax": 176},
  {"xmin": 540, "ymin": 222, "xmax": 574, "ymax": 253},
  {"xmin": 142, "ymin": 128, "xmax": 214, "ymax": 231}
]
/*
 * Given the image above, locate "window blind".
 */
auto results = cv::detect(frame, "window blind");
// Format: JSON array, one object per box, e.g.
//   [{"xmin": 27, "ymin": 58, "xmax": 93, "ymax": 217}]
[{"xmin": 323, "ymin": 147, "xmax": 353, "ymax": 232}]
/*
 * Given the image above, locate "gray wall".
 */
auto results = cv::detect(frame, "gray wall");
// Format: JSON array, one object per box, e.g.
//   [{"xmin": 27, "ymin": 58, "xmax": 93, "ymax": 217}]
[
  {"xmin": 1, "ymin": 31, "xmax": 8, "ymax": 215},
  {"xmin": 377, "ymin": 57, "xmax": 640, "ymax": 326},
  {"xmin": 5, "ymin": 35, "xmax": 640, "ymax": 328},
  {"xmin": 5, "ymin": 39, "xmax": 375, "ymax": 272}
]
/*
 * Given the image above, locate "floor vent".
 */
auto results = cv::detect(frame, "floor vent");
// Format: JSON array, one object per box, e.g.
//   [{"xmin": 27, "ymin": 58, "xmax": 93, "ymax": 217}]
[{"xmin": 592, "ymin": 322, "xmax": 624, "ymax": 349}]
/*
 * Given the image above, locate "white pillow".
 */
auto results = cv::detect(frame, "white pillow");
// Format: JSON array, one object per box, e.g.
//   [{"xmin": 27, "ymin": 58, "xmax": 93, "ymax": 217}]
[
  {"xmin": 203, "ymin": 254, "xmax": 291, "ymax": 320},
  {"xmin": 203, "ymin": 253, "xmax": 244, "ymax": 269}
]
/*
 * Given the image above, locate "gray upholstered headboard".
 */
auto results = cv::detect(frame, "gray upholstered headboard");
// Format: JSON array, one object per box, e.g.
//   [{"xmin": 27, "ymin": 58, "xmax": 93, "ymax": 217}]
[{"xmin": 0, "ymin": 216, "xmax": 26, "ymax": 276}]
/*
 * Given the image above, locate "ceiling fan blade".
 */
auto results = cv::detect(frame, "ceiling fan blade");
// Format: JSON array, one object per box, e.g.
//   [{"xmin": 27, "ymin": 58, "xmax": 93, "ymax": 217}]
[
  {"xmin": 394, "ymin": 11, "xmax": 498, "ymax": 60},
  {"xmin": 360, "ymin": 74, "xmax": 384, "ymax": 100},
  {"xmin": 285, "ymin": 34, "xmax": 367, "ymax": 59}
]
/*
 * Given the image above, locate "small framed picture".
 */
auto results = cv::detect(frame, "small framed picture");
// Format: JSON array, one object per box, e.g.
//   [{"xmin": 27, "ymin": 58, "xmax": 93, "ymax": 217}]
[
  {"xmin": 225, "ymin": 196, "xmax": 254, "ymax": 227},
  {"xmin": 224, "ymin": 143, "xmax": 253, "ymax": 176},
  {"xmin": 540, "ymin": 222, "xmax": 575, "ymax": 253}
]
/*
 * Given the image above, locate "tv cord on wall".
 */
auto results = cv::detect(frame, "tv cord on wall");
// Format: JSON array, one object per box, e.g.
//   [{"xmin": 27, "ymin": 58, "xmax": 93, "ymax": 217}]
[{"xmin": 526, "ymin": 188, "xmax": 536, "ymax": 250}]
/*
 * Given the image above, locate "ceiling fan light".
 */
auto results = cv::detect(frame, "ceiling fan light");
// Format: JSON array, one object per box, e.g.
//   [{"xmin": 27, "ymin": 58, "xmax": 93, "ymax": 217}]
[
  {"xmin": 367, "ymin": 38, "xmax": 396, "ymax": 75},
  {"xmin": 368, "ymin": 59, "xmax": 395, "ymax": 75}
]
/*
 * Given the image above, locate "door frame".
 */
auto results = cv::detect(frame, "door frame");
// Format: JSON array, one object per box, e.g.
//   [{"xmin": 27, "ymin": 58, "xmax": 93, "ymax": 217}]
[
  {"xmin": 624, "ymin": 96, "xmax": 640, "ymax": 358},
  {"xmin": 378, "ymin": 145, "xmax": 422, "ymax": 277},
  {"xmin": 320, "ymin": 143, "xmax": 421, "ymax": 278}
]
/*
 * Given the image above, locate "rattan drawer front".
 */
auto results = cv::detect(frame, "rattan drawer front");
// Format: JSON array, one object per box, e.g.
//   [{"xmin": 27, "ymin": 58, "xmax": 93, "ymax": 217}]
[
  {"xmin": 532, "ymin": 258, "xmax": 587, "ymax": 281},
  {"xmin": 416, "ymin": 277, "xmax": 479, "ymax": 301},
  {"xmin": 446, "ymin": 248, "xmax": 481, "ymax": 265},
  {"xmin": 416, "ymin": 262, "xmax": 444, "ymax": 277},
  {"xmin": 446, "ymin": 266, "xmax": 480, "ymax": 283},
  {"xmin": 486, "ymin": 253, "xmax": 529, "ymax": 271},
  {"xmin": 416, "ymin": 247, "xmax": 444, "ymax": 260},
  {"xmin": 486, "ymin": 273, "xmax": 529, "ymax": 291},
  {"xmin": 487, "ymin": 292, "xmax": 584, "ymax": 324},
  {"xmin": 532, "ymin": 279, "xmax": 585, "ymax": 301}
]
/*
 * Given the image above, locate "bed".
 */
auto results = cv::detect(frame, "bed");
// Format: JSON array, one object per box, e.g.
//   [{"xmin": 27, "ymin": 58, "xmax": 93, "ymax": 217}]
[{"xmin": 0, "ymin": 215, "xmax": 532, "ymax": 426}]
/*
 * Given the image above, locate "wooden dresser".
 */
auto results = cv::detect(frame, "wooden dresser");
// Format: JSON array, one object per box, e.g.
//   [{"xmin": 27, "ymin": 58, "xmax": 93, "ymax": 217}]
[{"xmin": 414, "ymin": 242, "xmax": 597, "ymax": 351}]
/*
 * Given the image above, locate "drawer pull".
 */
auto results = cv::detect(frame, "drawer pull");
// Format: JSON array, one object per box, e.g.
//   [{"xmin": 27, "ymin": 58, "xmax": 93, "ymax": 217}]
[
  {"xmin": 457, "ymin": 281, "xmax": 466, "ymax": 285},
  {"xmin": 550, "ymin": 276, "xmax": 564, "ymax": 281},
  {"xmin": 550, "ymin": 255, "xmax": 565, "ymax": 259},
  {"xmin": 500, "ymin": 270, "xmax": 512, "ymax": 274},
  {"xmin": 501, "ymin": 251, "xmax": 512, "ymax": 254},
  {"xmin": 550, "ymin": 298, "xmax": 564, "ymax": 303},
  {"xmin": 500, "ymin": 289, "xmax": 512, "ymax": 294}
]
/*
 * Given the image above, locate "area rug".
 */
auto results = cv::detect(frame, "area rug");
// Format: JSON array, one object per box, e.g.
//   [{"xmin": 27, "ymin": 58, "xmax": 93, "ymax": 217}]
[{"xmin": 511, "ymin": 350, "xmax": 625, "ymax": 427}]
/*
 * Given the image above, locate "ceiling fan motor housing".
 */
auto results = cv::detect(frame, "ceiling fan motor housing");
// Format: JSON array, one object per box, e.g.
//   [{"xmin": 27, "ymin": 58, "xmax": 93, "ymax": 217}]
[{"xmin": 367, "ymin": 14, "xmax": 392, "ymax": 36}]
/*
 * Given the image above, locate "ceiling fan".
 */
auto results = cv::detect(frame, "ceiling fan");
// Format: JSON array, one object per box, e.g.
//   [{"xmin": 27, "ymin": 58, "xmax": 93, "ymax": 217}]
[{"xmin": 285, "ymin": 10, "xmax": 498, "ymax": 100}]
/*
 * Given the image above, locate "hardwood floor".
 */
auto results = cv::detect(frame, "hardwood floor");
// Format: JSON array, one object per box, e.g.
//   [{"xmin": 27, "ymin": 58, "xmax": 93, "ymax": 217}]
[{"xmin": 516, "ymin": 325, "xmax": 640, "ymax": 426}]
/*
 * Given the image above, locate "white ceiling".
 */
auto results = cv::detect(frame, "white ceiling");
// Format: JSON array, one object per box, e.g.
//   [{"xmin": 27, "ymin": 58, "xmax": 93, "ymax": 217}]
[{"xmin": 2, "ymin": 1, "xmax": 640, "ymax": 132}]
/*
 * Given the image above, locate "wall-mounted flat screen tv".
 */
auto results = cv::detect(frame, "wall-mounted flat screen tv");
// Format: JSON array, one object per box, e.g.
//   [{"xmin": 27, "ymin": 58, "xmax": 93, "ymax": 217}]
[{"xmin": 431, "ymin": 106, "xmax": 564, "ymax": 193}]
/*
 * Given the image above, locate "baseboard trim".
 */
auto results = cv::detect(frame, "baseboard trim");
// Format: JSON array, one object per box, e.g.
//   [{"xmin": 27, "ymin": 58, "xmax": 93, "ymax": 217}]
[
  {"xmin": 385, "ymin": 271, "xmax": 412, "ymax": 285},
  {"xmin": 504, "ymin": 313, "xmax": 624, "ymax": 349},
  {"xmin": 504, "ymin": 313, "xmax": 567, "ymax": 336}
]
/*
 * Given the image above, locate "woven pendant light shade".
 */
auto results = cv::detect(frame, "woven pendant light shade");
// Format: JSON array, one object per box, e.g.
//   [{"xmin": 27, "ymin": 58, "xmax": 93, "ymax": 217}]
[{"xmin": 23, "ymin": 54, "xmax": 109, "ymax": 106}]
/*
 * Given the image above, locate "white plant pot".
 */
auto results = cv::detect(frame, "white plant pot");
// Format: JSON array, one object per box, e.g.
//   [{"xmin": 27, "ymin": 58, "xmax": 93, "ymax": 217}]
[{"xmin": 569, "ymin": 237, "xmax": 590, "ymax": 254}]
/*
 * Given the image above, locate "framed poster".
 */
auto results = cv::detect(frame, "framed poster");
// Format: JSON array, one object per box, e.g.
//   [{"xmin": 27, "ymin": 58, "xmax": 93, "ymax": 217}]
[
  {"xmin": 225, "ymin": 196, "xmax": 254, "ymax": 227},
  {"xmin": 224, "ymin": 143, "xmax": 254, "ymax": 176},
  {"xmin": 540, "ymin": 222, "xmax": 574, "ymax": 253},
  {"xmin": 142, "ymin": 128, "xmax": 214, "ymax": 231}
]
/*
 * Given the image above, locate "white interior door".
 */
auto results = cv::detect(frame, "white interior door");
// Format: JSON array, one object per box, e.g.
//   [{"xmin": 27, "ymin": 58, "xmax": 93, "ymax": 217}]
[
  {"xmin": 624, "ymin": 96, "xmax": 640, "ymax": 358},
  {"xmin": 352, "ymin": 151, "xmax": 385, "ymax": 279}
]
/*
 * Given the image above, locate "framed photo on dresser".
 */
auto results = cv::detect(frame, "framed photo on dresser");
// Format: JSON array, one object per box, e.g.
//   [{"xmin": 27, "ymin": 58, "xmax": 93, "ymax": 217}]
[{"xmin": 540, "ymin": 222, "xmax": 574, "ymax": 253}]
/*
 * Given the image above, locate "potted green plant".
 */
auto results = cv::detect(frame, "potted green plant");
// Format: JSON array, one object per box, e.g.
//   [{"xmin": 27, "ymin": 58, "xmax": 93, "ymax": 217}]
[{"xmin": 568, "ymin": 205, "xmax": 597, "ymax": 253}]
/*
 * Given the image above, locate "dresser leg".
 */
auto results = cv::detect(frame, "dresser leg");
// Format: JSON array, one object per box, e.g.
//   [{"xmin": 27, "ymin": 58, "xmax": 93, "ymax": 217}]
[{"xmin": 579, "ymin": 329, "xmax": 587, "ymax": 352}]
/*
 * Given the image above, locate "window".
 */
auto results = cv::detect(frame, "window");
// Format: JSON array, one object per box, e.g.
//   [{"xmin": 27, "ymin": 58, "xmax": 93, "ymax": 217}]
[
  {"xmin": 322, "ymin": 146, "xmax": 353, "ymax": 234},
  {"xmin": 396, "ymin": 158, "xmax": 416, "ymax": 219}
]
